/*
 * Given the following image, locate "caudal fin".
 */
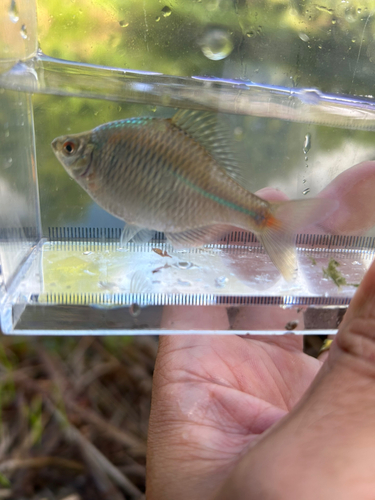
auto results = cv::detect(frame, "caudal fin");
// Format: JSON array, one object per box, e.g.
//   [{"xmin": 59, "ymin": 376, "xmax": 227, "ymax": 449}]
[{"xmin": 258, "ymin": 198, "xmax": 337, "ymax": 281}]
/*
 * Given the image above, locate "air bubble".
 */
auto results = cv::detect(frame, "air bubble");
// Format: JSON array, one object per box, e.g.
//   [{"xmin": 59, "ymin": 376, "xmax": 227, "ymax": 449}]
[
  {"xmin": 119, "ymin": 20, "xmax": 129, "ymax": 27},
  {"xmin": 161, "ymin": 6, "xmax": 172, "ymax": 17},
  {"xmin": 20, "ymin": 24, "xmax": 28, "ymax": 39},
  {"xmin": 215, "ymin": 276, "xmax": 228, "ymax": 288},
  {"xmin": 155, "ymin": 16, "xmax": 160, "ymax": 21},
  {"xmin": 303, "ymin": 188, "xmax": 310, "ymax": 195},
  {"xmin": 177, "ymin": 261, "xmax": 193, "ymax": 269},
  {"xmin": 8, "ymin": 0, "xmax": 19, "ymax": 23},
  {"xmin": 299, "ymin": 32, "xmax": 310, "ymax": 42},
  {"xmin": 303, "ymin": 133, "xmax": 311, "ymax": 154},
  {"xmin": 129, "ymin": 303, "xmax": 141, "ymax": 317},
  {"xmin": 200, "ymin": 27, "xmax": 233, "ymax": 61}
]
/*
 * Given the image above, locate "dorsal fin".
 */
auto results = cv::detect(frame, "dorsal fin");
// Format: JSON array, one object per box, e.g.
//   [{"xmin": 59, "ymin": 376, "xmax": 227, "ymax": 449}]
[{"xmin": 171, "ymin": 110, "xmax": 248, "ymax": 187}]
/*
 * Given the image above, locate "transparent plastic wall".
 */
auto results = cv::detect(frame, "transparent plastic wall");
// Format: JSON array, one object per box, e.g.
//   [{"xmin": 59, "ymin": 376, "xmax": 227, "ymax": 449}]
[
  {"xmin": 1, "ymin": 0, "xmax": 375, "ymax": 334},
  {"xmin": 0, "ymin": 1, "xmax": 40, "ymax": 298}
]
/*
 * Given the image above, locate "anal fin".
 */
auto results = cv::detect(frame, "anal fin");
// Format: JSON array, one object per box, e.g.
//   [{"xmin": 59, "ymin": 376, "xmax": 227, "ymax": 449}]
[
  {"xmin": 165, "ymin": 225, "xmax": 233, "ymax": 249},
  {"xmin": 121, "ymin": 224, "xmax": 156, "ymax": 246}
]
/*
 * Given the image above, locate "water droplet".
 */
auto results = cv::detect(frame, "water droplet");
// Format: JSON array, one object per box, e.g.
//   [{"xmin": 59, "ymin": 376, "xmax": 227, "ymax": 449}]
[
  {"xmin": 20, "ymin": 24, "xmax": 28, "ymax": 39},
  {"xmin": 233, "ymin": 126, "xmax": 243, "ymax": 141},
  {"xmin": 4, "ymin": 158, "xmax": 12, "ymax": 169},
  {"xmin": 215, "ymin": 276, "xmax": 228, "ymax": 288},
  {"xmin": 177, "ymin": 261, "xmax": 193, "ymax": 269},
  {"xmin": 352, "ymin": 38, "xmax": 356, "ymax": 43},
  {"xmin": 303, "ymin": 133, "xmax": 311, "ymax": 154},
  {"xmin": 161, "ymin": 6, "xmax": 172, "ymax": 17},
  {"xmin": 83, "ymin": 251, "xmax": 93, "ymax": 255},
  {"xmin": 357, "ymin": 8, "xmax": 362, "ymax": 13},
  {"xmin": 129, "ymin": 303, "xmax": 141, "ymax": 317},
  {"xmin": 8, "ymin": 0, "xmax": 19, "ymax": 23},
  {"xmin": 246, "ymin": 31, "xmax": 255, "ymax": 37},
  {"xmin": 331, "ymin": 18, "xmax": 337, "ymax": 24},
  {"xmin": 155, "ymin": 16, "xmax": 160, "ymax": 21},
  {"xmin": 84, "ymin": 269, "xmax": 96, "ymax": 276},
  {"xmin": 303, "ymin": 188, "xmax": 310, "ymax": 195},
  {"xmin": 299, "ymin": 32, "xmax": 310, "ymax": 42},
  {"xmin": 177, "ymin": 279, "xmax": 191, "ymax": 286},
  {"xmin": 344, "ymin": 7, "xmax": 356, "ymax": 22},
  {"xmin": 206, "ymin": 0, "xmax": 219, "ymax": 11},
  {"xmin": 303, "ymin": 178, "xmax": 307, "ymax": 184},
  {"xmin": 119, "ymin": 20, "xmax": 129, "ymax": 27},
  {"xmin": 200, "ymin": 27, "xmax": 233, "ymax": 61}
]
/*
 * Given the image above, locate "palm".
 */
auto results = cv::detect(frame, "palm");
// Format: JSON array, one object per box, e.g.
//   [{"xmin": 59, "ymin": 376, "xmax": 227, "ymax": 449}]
[{"xmin": 148, "ymin": 334, "xmax": 322, "ymax": 499}]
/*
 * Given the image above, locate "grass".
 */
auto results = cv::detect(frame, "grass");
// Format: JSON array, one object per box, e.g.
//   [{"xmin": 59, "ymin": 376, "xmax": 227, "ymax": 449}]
[{"xmin": 0, "ymin": 334, "xmax": 157, "ymax": 499}]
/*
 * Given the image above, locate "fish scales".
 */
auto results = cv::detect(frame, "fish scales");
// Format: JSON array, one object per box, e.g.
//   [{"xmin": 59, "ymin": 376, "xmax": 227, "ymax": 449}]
[
  {"xmin": 92, "ymin": 118, "xmax": 261, "ymax": 230},
  {"xmin": 51, "ymin": 111, "xmax": 336, "ymax": 279}
]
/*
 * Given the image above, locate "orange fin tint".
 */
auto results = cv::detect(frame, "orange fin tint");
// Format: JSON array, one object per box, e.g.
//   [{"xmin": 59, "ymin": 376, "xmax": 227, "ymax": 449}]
[{"xmin": 258, "ymin": 198, "xmax": 337, "ymax": 280}]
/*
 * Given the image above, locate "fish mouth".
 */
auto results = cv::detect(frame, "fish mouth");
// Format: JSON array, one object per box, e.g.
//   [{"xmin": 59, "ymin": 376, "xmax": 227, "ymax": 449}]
[{"xmin": 51, "ymin": 138, "xmax": 58, "ymax": 151}]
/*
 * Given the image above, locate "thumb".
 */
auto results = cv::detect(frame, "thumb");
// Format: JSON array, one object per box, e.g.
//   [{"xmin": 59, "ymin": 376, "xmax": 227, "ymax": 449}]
[
  {"xmin": 321, "ymin": 257, "xmax": 375, "ymax": 380},
  {"xmin": 216, "ymin": 260, "xmax": 375, "ymax": 500}
]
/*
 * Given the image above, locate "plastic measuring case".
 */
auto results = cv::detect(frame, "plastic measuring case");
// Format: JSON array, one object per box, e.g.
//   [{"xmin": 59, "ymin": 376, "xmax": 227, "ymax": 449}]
[{"xmin": 1, "ymin": 0, "xmax": 375, "ymax": 335}]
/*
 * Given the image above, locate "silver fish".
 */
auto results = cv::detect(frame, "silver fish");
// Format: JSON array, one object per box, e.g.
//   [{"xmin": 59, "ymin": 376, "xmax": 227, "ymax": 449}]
[{"xmin": 52, "ymin": 110, "xmax": 335, "ymax": 279}]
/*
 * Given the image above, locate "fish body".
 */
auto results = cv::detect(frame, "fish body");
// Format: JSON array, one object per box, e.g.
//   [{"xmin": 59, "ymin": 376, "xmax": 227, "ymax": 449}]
[{"xmin": 52, "ymin": 111, "xmax": 334, "ymax": 279}]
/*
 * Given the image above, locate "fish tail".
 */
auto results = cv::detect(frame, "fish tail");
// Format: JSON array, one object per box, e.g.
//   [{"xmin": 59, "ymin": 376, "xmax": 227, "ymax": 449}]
[{"xmin": 258, "ymin": 198, "xmax": 337, "ymax": 280}]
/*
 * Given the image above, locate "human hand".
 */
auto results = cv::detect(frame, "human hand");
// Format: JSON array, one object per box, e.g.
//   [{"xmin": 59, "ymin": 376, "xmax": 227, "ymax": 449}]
[
  {"xmin": 147, "ymin": 265, "xmax": 375, "ymax": 500},
  {"xmin": 146, "ymin": 332, "xmax": 320, "ymax": 499},
  {"xmin": 146, "ymin": 161, "xmax": 375, "ymax": 500}
]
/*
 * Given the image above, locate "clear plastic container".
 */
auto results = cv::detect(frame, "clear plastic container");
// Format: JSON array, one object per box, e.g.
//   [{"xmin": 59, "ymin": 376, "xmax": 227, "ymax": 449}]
[{"xmin": 1, "ymin": 0, "xmax": 375, "ymax": 334}]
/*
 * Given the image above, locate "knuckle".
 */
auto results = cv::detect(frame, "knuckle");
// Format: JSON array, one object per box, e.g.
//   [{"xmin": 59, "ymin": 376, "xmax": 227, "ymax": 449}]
[{"xmin": 337, "ymin": 317, "xmax": 375, "ymax": 368}]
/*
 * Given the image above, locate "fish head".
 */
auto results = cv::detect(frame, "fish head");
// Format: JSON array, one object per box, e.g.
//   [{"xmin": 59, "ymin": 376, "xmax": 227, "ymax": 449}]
[{"xmin": 51, "ymin": 132, "xmax": 95, "ymax": 181}]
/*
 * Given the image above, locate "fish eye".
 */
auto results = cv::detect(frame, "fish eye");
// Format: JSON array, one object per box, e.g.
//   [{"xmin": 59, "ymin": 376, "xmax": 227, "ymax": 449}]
[{"xmin": 63, "ymin": 140, "xmax": 77, "ymax": 155}]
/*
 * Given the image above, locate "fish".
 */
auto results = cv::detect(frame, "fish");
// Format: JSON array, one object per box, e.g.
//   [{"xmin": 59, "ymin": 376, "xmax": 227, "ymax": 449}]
[{"xmin": 51, "ymin": 110, "xmax": 335, "ymax": 280}]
